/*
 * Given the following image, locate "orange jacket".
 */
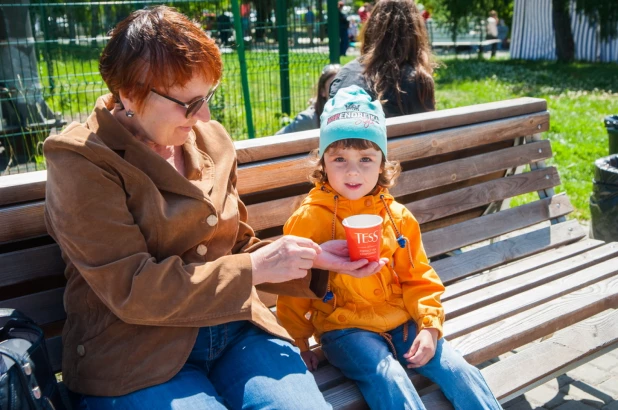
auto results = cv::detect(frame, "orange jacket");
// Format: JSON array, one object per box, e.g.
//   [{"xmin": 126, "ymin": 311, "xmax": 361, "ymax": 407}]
[{"xmin": 277, "ymin": 184, "xmax": 445, "ymax": 352}]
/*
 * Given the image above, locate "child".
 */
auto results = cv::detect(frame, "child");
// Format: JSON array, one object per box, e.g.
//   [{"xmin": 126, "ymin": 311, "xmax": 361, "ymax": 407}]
[{"xmin": 277, "ymin": 86, "xmax": 501, "ymax": 410}]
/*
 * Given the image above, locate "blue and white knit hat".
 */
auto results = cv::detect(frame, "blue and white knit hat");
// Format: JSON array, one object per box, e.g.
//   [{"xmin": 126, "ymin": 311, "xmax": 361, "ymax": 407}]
[{"xmin": 319, "ymin": 85, "xmax": 387, "ymax": 157}]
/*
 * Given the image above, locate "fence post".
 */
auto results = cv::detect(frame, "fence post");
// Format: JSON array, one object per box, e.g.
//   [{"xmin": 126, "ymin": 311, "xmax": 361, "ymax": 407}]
[
  {"xmin": 275, "ymin": 0, "xmax": 291, "ymax": 116},
  {"xmin": 327, "ymin": 0, "xmax": 340, "ymax": 64},
  {"xmin": 231, "ymin": 0, "xmax": 255, "ymax": 139}
]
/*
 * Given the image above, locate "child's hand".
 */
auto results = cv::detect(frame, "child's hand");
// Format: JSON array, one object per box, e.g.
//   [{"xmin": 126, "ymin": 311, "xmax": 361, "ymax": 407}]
[
  {"xmin": 314, "ymin": 240, "xmax": 388, "ymax": 278},
  {"xmin": 301, "ymin": 350, "xmax": 320, "ymax": 371},
  {"xmin": 403, "ymin": 328, "xmax": 439, "ymax": 368}
]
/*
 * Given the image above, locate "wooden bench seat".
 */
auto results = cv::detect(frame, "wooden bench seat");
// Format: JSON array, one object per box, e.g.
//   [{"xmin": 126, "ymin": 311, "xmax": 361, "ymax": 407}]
[{"xmin": 1, "ymin": 97, "xmax": 616, "ymax": 409}]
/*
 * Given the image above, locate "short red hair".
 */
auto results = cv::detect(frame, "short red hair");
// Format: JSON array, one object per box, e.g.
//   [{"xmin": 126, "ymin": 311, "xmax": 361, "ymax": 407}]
[{"xmin": 100, "ymin": 6, "xmax": 222, "ymax": 112}]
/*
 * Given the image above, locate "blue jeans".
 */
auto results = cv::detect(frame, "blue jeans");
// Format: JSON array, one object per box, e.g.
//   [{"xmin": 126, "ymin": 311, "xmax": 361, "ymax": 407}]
[
  {"xmin": 80, "ymin": 321, "xmax": 331, "ymax": 409},
  {"xmin": 320, "ymin": 321, "xmax": 501, "ymax": 410}
]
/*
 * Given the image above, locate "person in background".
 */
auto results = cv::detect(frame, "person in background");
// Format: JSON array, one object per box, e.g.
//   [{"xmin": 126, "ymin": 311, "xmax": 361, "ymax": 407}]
[
  {"xmin": 497, "ymin": 18, "xmax": 509, "ymax": 50},
  {"xmin": 306, "ymin": 8, "xmax": 315, "ymax": 46},
  {"xmin": 338, "ymin": 1, "xmax": 350, "ymax": 56},
  {"xmin": 276, "ymin": 64, "xmax": 341, "ymax": 135},
  {"xmin": 330, "ymin": 0, "xmax": 437, "ymax": 118},
  {"xmin": 486, "ymin": 10, "xmax": 498, "ymax": 58},
  {"xmin": 358, "ymin": 3, "xmax": 372, "ymax": 23}
]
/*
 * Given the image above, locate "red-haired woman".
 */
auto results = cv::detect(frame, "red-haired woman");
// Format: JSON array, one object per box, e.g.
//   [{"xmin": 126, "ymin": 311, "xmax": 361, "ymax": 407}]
[
  {"xmin": 43, "ymin": 6, "xmax": 384, "ymax": 409},
  {"xmin": 329, "ymin": 0, "xmax": 437, "ymax": 117}
]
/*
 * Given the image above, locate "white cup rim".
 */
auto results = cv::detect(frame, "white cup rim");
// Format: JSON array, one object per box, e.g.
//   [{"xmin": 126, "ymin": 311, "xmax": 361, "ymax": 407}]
[{"xmin": 342, "ymin": 214, "xmax": 383, "ymax": 229}]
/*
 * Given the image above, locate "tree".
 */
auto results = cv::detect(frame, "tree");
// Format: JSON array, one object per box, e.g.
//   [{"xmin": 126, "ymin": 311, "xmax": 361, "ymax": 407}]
[{"xmin": 554, "ymin": 0, "xmax": 618, "ymax": 62}]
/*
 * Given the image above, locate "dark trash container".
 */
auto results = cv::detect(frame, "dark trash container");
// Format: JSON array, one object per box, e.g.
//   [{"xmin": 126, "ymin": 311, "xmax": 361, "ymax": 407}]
[
  {"xmin": 589, "ymin": 154, "xmax": 618, "ymax": 242},
  {"xmin": 606, "ymin": 115, "xmax": 618, "ymax": 156}
]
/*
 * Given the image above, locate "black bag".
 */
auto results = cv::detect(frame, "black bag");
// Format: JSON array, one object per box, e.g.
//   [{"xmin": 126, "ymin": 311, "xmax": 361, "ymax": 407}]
[{"xmin": 0, "ymin": 309, "xmax": 64, "ymax": 410}]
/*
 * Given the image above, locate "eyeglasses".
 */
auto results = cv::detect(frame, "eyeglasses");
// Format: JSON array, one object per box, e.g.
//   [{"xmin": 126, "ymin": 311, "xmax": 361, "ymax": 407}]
[{"xmin": 150, "ymin": 82, "xmax": 219, "ymax": 119}]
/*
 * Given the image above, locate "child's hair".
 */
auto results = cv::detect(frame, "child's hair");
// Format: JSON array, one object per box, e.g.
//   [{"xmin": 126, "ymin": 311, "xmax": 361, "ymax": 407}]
[{"xmin": 309, "ymin": 139, "xmax": 401, "ymax": 189}]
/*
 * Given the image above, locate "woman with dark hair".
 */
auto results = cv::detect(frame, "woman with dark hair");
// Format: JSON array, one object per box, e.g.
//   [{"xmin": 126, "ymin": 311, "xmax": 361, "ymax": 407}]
[
  {"xmin": 43, "ymin": 6, "xmax": 385, "ymax": 409},
  {"xmin": 276, "ymin": 64, "xmax": 341, "ymax": 135},
  {"xmin": 329, "ymin": 0, "xmax": 437, "ymax": 117}
]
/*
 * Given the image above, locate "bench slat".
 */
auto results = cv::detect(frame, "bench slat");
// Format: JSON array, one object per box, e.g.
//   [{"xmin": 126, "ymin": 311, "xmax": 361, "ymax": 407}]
[
  {"xmin": 0, "ymin": 201, "xmax": 47, "ymax": 244},
  {"xmin": 0, "ymin": 171, "xmax": 47, "ymax": 207},
  {"xmin": 234, "ymin": 98, "xmax": 547, "ymax": 164},
  {"xmin": 443, "ymin": 243, "xmax": 618, "ymax": 320},
  {"xmin": 0, "ymin": 287, "xmax": 65, "ymax": 326},
  {"xmin": 442, "ymin": 238, "xmax": 605, "ymax": 301},
  {"xmin": 0, "ymin": 244, "xmax": 64, "ymax": 288},
  {"xmin": 445, "ymin": 256, "xmax": 618, "ymax": 339},
  {"xmin": 410, "ymin": 167, "xmax": 560, "ymax": 225},
  {"xmin": 390, "ymin": 140, "xmax": 552, "ymax": 197},
  {"xmin": 237, "ymin": 111, "xmax": 549, "ymax": 196},
  {"xmin": 422, "ymin": 194, "xmax": 572, "ymax": 258},
  {"xmin": 485, "ymin": 309, "xmax": 618, "ymax": 403},
  {"xmin": 246, "ymin": 167, "xmax": 560, "ymax": 233},
  {"xmin": 432, "ymin": 219, "xmax": 586, "ymax": 284},
  {"xmin": 450, "ymin": 274, "xmax": 618, "ymax": 365}
]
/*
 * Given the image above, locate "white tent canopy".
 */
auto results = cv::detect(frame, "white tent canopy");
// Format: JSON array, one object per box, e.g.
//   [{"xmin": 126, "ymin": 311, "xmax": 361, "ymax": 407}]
[{"xmin": 511, "ymin": 0, "xmax": 618, "ymax": 62}]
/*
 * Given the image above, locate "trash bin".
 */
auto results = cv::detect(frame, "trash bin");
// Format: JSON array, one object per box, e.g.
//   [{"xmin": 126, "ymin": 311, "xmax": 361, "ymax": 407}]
[
  {"xmin": 605, "ymin": 115, "xmax": 618, "ymax": 155},
  {"xmin": 589, "ymin": 154, "xmax": 618, "ymax": 242}
]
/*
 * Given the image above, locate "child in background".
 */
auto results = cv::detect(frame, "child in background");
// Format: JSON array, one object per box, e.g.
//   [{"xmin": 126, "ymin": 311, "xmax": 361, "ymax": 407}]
[{"xmin": 277, "ymin": 86, "xmax": 501, "ymax": 410}]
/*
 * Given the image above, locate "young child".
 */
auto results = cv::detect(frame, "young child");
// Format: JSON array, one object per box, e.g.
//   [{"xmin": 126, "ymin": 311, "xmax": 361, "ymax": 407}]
[{"xmin": 277, "ymin": 86, "xmax": 501, "ymax": 410}]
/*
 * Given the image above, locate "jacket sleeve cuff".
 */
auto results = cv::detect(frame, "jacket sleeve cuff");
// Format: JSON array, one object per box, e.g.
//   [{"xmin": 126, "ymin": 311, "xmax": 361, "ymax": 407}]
[
  {"xmin": 294, "ymin": 338, "xmax": 311, "ymax": 352},
  {"xmin": 309, "ymin": 268, "xmax": 329, "ymax": 298},
  {"xmin": 418, "ymin": 315, "xmax": 444, "ymax": 339}
]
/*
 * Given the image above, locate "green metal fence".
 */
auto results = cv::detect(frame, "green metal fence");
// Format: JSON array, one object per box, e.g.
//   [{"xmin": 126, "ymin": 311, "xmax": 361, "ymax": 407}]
[{"xmin": 0, "ymin": 0, "xmax": 340, "ymax": 174}]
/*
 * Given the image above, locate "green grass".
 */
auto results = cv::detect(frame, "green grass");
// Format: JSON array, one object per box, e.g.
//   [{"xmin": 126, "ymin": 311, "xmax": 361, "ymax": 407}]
[
  {"xmin": 36, "ymin": 46, "xmax": 618, "ymax": 221},
  {"xmin": 432, "ymin": 58, "xmax": 618, "ymax": 221}
]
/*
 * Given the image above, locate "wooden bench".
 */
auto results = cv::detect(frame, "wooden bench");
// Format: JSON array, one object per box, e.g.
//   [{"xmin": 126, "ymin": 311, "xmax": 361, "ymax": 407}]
[{"xmin": 1, "ymin": 97, "xmax": 617, "ymax": 408}]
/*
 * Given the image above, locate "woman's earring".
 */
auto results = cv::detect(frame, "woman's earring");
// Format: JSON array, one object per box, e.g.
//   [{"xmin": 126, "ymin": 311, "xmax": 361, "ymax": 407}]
[{"xmin": 126, "ymin": 110, "xmax": 135, "ymax": 118}]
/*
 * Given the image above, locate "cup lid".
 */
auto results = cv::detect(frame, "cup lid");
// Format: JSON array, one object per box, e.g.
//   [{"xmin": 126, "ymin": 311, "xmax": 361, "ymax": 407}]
[{"xmin": 342, "ymin": 214, "xmax": 383, "ymax": 228}]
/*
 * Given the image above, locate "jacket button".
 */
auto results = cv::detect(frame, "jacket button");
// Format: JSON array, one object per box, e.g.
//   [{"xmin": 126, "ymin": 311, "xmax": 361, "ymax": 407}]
[
  {"xmin": 77, "ymin": 345, "xmax": 86, "ymax": 356},
  {"xmin": 206, "ymin": 214, "xmax": 218, "ymax": 226},
  {"xmin": 364, "ymin": 199, "xmax": 372, "ymax": 207},
  {"xmin": 373, "ymin": 288, "xmax": 382, "ymax": 296},
  {"xmin": 197, "ymin": 244, "xmax": 208, "ymax": 256},
  {"xmin": 338, "ymin": 314, "xmax": 347, "ymax": 322},
  {"xmin": 422, "ymin": 317, "xmax": 432, "ymax": 326}
]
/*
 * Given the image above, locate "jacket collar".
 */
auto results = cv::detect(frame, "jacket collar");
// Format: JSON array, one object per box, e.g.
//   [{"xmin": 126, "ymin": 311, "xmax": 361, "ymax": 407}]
[
  {"xmin": 84, "ymin": 95, "xmax": 214, "ymax": 201},
  {"xmin": 306, "ymin": 183, "xmax": 394, "ymax": 212}
]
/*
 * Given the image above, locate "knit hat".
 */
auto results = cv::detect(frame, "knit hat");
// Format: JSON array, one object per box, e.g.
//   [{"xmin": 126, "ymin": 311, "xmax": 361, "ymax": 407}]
[{"xmin": 319, "ymin": 85, "xmax": 387, "ymax": 157}]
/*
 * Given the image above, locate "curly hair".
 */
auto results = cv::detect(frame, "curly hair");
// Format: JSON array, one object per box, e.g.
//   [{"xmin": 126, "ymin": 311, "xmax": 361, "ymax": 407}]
[
  {"xmin": 360, "ymin": 0, "xmax": 437, "ymax": 113},
  {"xmin": 309, "ymin": 139, "xmax": 401, "ymax": 189}
]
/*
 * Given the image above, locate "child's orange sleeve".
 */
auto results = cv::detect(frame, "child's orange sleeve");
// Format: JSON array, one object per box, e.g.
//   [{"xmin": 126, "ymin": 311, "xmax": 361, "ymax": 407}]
[{"xmin": 394, "ymin": 207, "xmax": 446, "ymax": 338}]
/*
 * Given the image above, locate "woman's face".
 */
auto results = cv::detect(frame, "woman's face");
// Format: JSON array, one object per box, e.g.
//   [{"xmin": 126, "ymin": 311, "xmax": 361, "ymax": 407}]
[{"xmin": 121, "ymin": 75, "xmax": 214, "ymax": 147}]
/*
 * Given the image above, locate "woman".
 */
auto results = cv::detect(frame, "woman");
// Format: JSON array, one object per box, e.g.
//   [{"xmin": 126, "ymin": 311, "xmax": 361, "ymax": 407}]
[
  {"xmin": 43, "ymin": 6, "xmax": 385, "ymax": 409},
  {"xmin": 276, "ymin": 64, "xmax": 340, "ymax": 135},
  {"xmin": 329, "ymin": 0, "xmax": 437, "ymax": 117}
]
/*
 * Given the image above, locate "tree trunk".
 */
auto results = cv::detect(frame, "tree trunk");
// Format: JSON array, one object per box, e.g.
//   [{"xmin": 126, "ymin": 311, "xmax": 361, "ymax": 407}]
[{"xmin": 552, "ymin": 0, "xmax": 575, "ymax": 62}]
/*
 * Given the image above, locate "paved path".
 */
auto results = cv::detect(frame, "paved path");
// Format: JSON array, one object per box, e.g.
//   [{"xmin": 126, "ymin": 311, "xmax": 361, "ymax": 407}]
[{"xmin": 498, "ymin": 345, "xmax": 618, "ymax": 409}]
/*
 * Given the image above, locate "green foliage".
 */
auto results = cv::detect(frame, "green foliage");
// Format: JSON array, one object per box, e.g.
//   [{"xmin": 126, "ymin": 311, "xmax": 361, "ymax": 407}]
[{"xmin": 574, "ymin": 0, "xmax": 618, "ymax": 41}]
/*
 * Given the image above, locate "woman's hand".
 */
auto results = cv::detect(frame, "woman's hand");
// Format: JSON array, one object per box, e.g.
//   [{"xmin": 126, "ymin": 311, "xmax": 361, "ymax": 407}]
[
  {"xmin": 314, "ymin": 240, "xmax": 388, "ymax": 278},
  {"xmin": 404, "ymin": 328, "xmax": 439, "ymax": 368},
  {"xmin": 250, "ymin": 236, "xmax": 321, "ymax": 285},
  {"xmin": 301, "ymin": 351, "xmax": 320, "ymax": 372}
]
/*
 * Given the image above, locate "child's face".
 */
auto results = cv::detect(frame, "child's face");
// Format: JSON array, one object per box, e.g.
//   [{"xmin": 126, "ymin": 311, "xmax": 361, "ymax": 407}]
[{"xmin": 323, "ymin": 146, "xmax": 382, "ymax": 200}]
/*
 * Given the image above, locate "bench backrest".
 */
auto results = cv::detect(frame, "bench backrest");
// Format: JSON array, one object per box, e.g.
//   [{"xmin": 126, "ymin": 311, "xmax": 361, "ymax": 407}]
[{"xmin": 1, "ymin": 97, "xmax": 579, "ymax": 373}]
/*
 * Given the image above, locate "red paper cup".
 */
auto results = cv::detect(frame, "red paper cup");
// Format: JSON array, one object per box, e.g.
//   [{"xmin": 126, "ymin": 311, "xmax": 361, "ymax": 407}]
[{"xmin": 342, "ymin": 214, "xmax": 383, "ymax": 262}]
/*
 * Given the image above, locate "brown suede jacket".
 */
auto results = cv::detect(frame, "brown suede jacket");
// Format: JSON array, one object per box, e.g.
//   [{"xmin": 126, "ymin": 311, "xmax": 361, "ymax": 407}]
[{"xmin": 43, "ymin": 95, "xmax": 327, "ymax": 396}]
